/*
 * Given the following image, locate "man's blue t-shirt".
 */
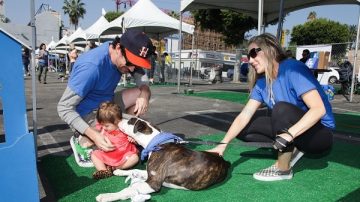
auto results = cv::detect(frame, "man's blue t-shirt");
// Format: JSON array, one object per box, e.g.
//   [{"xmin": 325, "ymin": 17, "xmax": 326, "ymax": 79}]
[
  {"xmin": 250, "ymin": 59, "xmax": 335, "ymax": 129},
  {"xmin": 69, "ymin": 42, "xmax": 121, "ymax": 116}
]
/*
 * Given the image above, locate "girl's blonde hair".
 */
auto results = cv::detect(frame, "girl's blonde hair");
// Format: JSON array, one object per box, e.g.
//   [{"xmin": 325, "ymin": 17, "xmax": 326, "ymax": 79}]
[
  {"xmin": 96, "ymin": 101, "xmax": 123, "ymax": 124},
  {"xmin": 247, "ymin": 33, "xmax": 286, "ymax": 103}
]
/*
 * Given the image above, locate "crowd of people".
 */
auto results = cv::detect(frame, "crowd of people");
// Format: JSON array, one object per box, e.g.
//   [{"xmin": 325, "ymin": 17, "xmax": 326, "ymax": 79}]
[{"xmin": 22, "ymin": 37, "xmax": 174, "ymax": 86}]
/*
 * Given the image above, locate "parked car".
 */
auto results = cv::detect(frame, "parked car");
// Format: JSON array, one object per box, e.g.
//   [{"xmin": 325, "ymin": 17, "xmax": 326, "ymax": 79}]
[
  {"xmin": 317, "ymin": 67, "xmax": 340, "ymax": 85},
  {"xmin": 227, "ymin": 63, "xmax": 248, "ymax": 82}
]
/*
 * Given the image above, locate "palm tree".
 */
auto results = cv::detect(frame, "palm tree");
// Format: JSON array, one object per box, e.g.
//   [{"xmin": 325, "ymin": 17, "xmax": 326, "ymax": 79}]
[
  {"xmin": 167, "ymin": 10, "xmax": 180, "ymax": 19},
  {"xmin": 62, "ymin": 0, "xmax": 86, "ymax": 30}
]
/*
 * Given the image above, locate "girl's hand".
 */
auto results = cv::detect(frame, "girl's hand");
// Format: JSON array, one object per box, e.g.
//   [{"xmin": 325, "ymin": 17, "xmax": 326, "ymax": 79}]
[{"xmin": 127, "ymin": 136, "xmax": 136, "ymax": 143}]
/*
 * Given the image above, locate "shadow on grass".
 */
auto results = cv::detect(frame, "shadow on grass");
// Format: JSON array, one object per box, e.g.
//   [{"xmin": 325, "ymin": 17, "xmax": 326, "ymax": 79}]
[
  {"xmin": 334, "ymin": 113, "xmax": 360, "ymax": 136},
  {"xmin": 338, "ymin": 187, "xmax": 360, "ymax": 201},
  {"xmin": 39, "ymin": 154, "xmax": 96, "ymax": 199}
]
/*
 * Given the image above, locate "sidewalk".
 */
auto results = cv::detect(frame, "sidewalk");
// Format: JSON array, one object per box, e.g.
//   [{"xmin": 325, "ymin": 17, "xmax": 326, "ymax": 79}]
[{"xmin": 24, "ymin": 72, "xmax": 360, "ymax": 201}]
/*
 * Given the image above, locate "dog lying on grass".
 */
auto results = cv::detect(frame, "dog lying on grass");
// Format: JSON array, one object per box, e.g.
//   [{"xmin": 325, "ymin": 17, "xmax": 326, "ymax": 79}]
[{"xmin": 96, "ymin": 117, "xmax": 230, "ymax": 202}]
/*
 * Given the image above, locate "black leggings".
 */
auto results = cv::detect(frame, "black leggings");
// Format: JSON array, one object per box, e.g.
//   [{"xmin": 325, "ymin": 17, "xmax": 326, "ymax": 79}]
[{"xmin": 238, "ymin": 102, "xmax": 333, "ymax": 154}]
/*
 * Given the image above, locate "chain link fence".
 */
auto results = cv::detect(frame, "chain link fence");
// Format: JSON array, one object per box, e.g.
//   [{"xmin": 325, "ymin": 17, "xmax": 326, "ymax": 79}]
[
  {"xmin": 287, "ymin": 42, "xmax": 358, "ymax": 70},
  {"xmin": 286, "ymin": 42, "xmax": 360, "ymax": 100}
]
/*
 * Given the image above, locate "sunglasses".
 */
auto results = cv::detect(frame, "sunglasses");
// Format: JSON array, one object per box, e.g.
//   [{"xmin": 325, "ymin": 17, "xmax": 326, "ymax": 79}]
[
  {"xmin": 247, "ymin": 48, "xmax": 262, "ymax": 60},
  {"xmin": 120, "ymin": 46, "xmax": 135, "ymax": 67}
]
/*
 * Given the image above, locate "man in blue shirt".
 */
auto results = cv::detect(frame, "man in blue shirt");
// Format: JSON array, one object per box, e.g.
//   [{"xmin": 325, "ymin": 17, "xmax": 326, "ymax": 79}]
[{"xmin": 58, "ymin": 30, "xmax": 155, "ymax": 167}]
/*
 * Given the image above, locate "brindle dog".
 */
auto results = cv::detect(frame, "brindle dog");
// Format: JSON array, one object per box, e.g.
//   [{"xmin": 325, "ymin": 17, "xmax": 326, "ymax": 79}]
[{"xmin": 96, "ymin": 117, "xmax": 230, "ymax": 202}]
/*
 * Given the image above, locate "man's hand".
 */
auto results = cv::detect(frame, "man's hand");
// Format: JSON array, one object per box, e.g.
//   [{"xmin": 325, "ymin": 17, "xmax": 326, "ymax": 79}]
[
  {"xmin": 133, "ymin": 97, "xmax": 149, "ymax": 116},
  {"xmin": 86, "ymin": 128, "xmax": 115, "ymax": 152},
  {"xmin": 94, "ymin": 133, "xmax": 115, "ymax": 152}
]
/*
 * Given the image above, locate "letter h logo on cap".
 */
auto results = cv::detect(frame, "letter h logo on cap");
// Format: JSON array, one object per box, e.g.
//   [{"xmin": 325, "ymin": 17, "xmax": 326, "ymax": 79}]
[
  {"xmin": 120, "ymin": 30, "xmax": 155, "ymax": 69},
  {"xmin": 139, "ymin": 47, "xmax": 149, "ymax": 57}
]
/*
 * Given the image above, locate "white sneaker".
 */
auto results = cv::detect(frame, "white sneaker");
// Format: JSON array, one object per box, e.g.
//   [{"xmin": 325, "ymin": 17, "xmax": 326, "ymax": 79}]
[
  {"xmin": 253, "ymin": 165, "xmax": 293, "ymax": 181},
  {"xmin": 70, "ymin": 136, "xmax": 94, "ymax": 167}
]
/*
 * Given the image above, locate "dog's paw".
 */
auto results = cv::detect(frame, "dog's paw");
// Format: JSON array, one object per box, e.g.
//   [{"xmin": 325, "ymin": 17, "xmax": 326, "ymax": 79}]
[
  {"xmin": 113, "ymin": 169, "xmax": 129, "ymax": 176},
  {"xmin": 131, "ymin": 194, "xmax": 151, "ymax": 202},
  {"xmin": 124, "ymin": 170, "xmax": 148, "ymax": 184},
  {"xmin": 96, "ymin": 193, "xmax": 113, "ymax": 202}
]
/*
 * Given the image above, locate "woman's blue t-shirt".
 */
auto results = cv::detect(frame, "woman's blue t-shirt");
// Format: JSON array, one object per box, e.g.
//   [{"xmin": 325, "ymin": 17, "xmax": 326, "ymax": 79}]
[
  {"xmin": 250, "ymin": 59, "xmax": 335, "ymax": 129},
  {"xmin": 68, "ymin": 42, "xmax": 121, "ymax": 116}
]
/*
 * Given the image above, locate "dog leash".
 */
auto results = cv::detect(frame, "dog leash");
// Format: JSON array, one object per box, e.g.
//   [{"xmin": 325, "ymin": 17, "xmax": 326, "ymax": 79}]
[{"xmin": 176, "ymin": 139, "xmax": 273, "ymax": 148}]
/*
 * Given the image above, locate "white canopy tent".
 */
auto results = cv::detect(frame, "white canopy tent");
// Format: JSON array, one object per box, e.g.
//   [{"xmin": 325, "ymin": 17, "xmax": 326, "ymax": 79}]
[
  {"xmin": 47, "ymin": 40, "xmax": 56, "ymax": 50},
  {"xmin": 180, "ymin": 0, "xmax": 360, "ymax": 101},
  {"xmin": 181, "ymin": 0, "xmax": 359, "ymax": 35},
  {"xmin": 54, "ymin": 35, "xmax": 70, "ymax": 48},
  {"xmin": 67, "ymin": 27, "xmax": 87, "ymax": 44},
  {"xmin": 100, "ymin": 0, "xmax": 194, "ymax": 36},
  {"xmin": 85, "ymin": 15, "xmax": 110, "ymax": 40}
]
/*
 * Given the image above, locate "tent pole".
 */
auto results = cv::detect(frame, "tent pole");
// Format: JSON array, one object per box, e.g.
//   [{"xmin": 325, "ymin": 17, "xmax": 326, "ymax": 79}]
[
  {"xmin": 190, "ymin": 33, "xmax": 195, "ymax": 86},
  {"xmin": 158, "ymin": 33, "xmax": 161, "ymax": 83},
  {"xmin": 350, "ymin": 4, "xmax": 360, "ymax": 102},
  {"xmin": 177, "ymin": 11, "xmax": 183, "ymax": 93},
  {"xmin": 258, "ymin": 0, "xmax": 264, "ymax": 35},
  {"xmin": 276, "ymin": 0, "xmax": 285, "ymax": 40},
  {"xmin": 30, "ymin": 0, "xmax": 38, "ymax": 158}
]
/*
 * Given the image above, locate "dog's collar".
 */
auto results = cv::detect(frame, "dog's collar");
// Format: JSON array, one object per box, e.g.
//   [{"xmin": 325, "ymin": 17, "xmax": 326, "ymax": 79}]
[{"xmin": 140, "ymin": 132, "xmax": 183, "ymax": 161}]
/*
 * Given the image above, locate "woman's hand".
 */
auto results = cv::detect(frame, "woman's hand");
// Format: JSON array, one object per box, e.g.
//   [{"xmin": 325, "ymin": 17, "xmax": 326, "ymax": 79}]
[
  {"xmin": 206, "ymin": 144, "xmax": 227, "ymax": 157},
  {"xmin": 273, "ymin": 131, "xmax": 294, "ymax": 152}
]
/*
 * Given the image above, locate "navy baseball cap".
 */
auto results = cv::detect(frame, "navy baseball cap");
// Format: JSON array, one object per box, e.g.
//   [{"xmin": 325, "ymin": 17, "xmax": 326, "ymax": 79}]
[{"xmin": 120, "ymin": 30, "xmax": 155, "ymax": 69}]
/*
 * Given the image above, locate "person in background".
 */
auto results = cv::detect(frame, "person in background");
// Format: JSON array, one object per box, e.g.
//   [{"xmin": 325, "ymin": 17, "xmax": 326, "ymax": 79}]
[
  {"xmin": 165, "ymin": 52, "xmax": 172, "ymax": 80},
  {"xmin": 148, "ymin": 51, "xmax": 157, "ymax": 84},
  {"xmin": 68, "ymin": 48, "xmax": 78, "ymax": 76},
  {"xmin": 208, "ymin": 33, "xmax": 334, "ymax": 181},
  {"xmin": 299, "ymin": 49, "xmax": 310, "ymax": 63},
  {"xmin": 160, "ymin": 52, "xmax": 168, "ymax": 83},
  {"xmin": 84, "ymin": 41, "xmax": 97, "ymax": 52},
  {"xmin": 91, "ymin": 101, "xmax": 139, "ymax": 179},
  {"xmin": 285, "ymin": 49, "xmax": 296, "ymax": 59},
  {"xmin": 22, "ymin": 47, "xmax": 30, "ymax": 77},
  {"xmin": 37, "ymin": 43, "xmax": 49, "ymax": 84},
  {"xmin": 57, "ymin": 30, "xmax": 155, "ymax": 167}
]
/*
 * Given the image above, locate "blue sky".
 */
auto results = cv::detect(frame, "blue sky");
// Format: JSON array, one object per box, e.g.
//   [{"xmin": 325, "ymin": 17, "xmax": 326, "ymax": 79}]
[{"xmin": 3, "ymin": 0, "xmax": 359, "ymax": 38}]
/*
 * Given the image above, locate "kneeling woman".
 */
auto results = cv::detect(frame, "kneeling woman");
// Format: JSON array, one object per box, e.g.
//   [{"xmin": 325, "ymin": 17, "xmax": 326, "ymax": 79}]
[{"xmin": 208, "ymin": 33, "xmax": 334, "ymax": 181}]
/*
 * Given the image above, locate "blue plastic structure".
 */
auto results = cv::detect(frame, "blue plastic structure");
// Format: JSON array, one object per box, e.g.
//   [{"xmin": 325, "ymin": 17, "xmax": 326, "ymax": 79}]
[{"xmin": 0, "ymin": 29, "xmax": 39, "ymax": 201}]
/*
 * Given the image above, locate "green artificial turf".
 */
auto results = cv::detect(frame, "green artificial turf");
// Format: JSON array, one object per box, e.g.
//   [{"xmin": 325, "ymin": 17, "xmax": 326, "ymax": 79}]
[
  {"xmin": 187, "ymin": 90, "xmax": 360, "ymax": 135},
  {"xmin": 40, "ymin": 134, "xmax": 360, "ymax": 202},
  {"xmin": 186, "ymin": 91, "xmax": 249, "ymax": 105},
  {"xmin": 334, "ymin": 112, "xmax": 360, "ymax": 137}
]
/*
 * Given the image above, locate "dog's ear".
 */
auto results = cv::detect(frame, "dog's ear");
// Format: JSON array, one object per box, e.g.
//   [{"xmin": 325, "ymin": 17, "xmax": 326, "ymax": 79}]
[
  {"xmin": 133, "ymin": 120, "xmax": 142, "ymax": 134},
  {"xmin": 142, "ymin": 121, "xmax": 153, "ymax": 135},
  {"xmin": 134, "ymin": 120, "xmax": 153, "ymax": 135},
  {"xmin": 128, "ymin": 118, "xmax": 137, "ymax": 125}
]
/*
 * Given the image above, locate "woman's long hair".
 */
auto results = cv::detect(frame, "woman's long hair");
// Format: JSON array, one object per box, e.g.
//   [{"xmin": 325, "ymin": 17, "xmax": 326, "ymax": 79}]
[
  {"xmin": 39, "ymin": 43, "xmax": 46, "ymax": 50},
  {"xmin": 247, "ymin": 33, "xmax": 286, "ymax": 103}
]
